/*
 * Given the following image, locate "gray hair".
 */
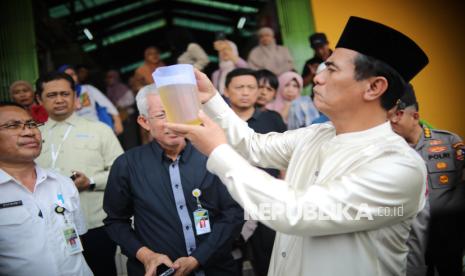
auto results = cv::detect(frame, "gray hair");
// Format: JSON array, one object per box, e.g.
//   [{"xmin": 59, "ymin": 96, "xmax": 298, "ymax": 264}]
[{"xmin": 135, "ymin": 84, "xmax": 159, "ymax": 116}]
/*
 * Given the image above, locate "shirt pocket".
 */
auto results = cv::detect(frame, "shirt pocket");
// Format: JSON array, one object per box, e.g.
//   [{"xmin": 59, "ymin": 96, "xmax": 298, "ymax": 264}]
[
  {"xmin": 0, "ymin": 205, "xmax": 30, "ymax": 225},
  {"xmin": 0, "ymin": 206, "xmax": 32, "ymax": 248},
  {"xmin": 73, "ymin": 139, "xmax": 100, "ymax": 151},
  {"xmin": 73, "ymin": 139, "xmax": 102, "ymax": 166},
  {"xmin": 425, "ymin": 147, "xmax": 457, "ymax": 189},
  {"xmin": 428, "ymin": 172, "xmax": 457, "ymax": 189}
]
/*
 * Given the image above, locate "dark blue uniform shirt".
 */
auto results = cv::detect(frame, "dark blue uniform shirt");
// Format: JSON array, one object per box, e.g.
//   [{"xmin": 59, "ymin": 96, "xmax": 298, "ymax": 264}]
[
  {"xmin": 247, "ymin": 108, "xmax": 287, "ymax": 178},
  {"xmin": 103, "ymin": 141, "xmax": 243, "ymax": 275}
]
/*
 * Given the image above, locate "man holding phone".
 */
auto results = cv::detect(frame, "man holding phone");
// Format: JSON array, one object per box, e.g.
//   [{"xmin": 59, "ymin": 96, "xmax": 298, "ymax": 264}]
[
  {"xmin": 35, "ymin": 72, "xmax": 124, "ymax": 276},
  {"xmin": 103, "ymin": 84, "xmax": 243, "ymax": 276}
]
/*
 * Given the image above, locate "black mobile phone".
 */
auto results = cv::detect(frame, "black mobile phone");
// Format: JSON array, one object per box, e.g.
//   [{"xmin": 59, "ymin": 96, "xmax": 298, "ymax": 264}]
[
  {"xmin": 159, "ymin": 267, "xmax": 175, "ymax": 276},
  {"xmin": 70, "ymin": 172, "xmax": 77, "ymax": 181}
]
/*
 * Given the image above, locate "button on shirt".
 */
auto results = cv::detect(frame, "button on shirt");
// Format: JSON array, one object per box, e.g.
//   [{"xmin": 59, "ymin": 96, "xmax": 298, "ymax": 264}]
[
  {"xmin": 36, "ymin": 113, "xmax": 123, "ymax": 230},
  {"xmin": 168, "ymin": 157, "xmax": 198, "ymax": 263},
  {"xmin": 103, "ymin": 141, "xmax": 243, "ymax": 275},
  {"xmin": 0, "ymin": 166, "xmax": 92, "ymax": 276}
]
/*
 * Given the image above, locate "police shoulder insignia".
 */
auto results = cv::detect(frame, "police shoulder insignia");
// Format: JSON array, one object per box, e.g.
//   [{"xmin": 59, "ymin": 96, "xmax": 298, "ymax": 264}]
[
  {"xmin": 453, "ymin": 141, "xmax": 465, "ymax": 160},
  {"xmin": 452, "ymin": 142, "xmax": 464, "ymax": 149},
  {"xmin": 424, "ymin": 127, "xmax": 432, "ymax": 139},
  {"xmin": 456, "ymin": 149, "xmax": 464, "ymax": 161}
]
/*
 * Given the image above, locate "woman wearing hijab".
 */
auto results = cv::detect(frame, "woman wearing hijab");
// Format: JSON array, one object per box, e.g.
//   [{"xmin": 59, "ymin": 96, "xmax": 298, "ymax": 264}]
[
  {"xmin": 266, "ymin": 71, "xmax": 319, "ymax": 129},
  {"xmin": 211, "ymin": 39, "xmax": 248, "ymax": 95},
  {"xmin": 247, "ymin": 27, "xmax": 295, "ymax": 76}
]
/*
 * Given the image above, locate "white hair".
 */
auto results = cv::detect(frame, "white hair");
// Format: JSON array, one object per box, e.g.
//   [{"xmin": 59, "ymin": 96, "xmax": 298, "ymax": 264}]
[{"xmin": 135, "ymin": 84, "xmax": 159, "ymax": 116}]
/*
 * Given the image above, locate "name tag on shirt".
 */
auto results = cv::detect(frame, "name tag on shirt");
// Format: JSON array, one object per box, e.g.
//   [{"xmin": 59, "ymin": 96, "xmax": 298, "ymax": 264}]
[
  {"xmin": 0, "ymin": 200, "xmax": 23, "ymax": 209},
  {"xmin": 55, "ymin": 202, "xmax": 84, "ymax": 255},
  {"xmin": 193, "ymin": 209, "xmax": 211, "ymax": 235},
  {"xmin": 75, "ymin": 133, "xmax": 91, "ymax": 139},
  {"xmin": 62, "ymin": 223, "xmax": 84, "ymax": 255}
]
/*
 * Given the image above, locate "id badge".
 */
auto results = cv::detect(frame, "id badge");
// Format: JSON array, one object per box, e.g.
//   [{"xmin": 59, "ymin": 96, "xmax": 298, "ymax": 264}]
[
  {"xmin": 193, "ymin": 209, "xmax": 211, "ymax": 235},
  {"xmin": 62, "ymin": 223, "xmax": 84, "ymax": 255}
]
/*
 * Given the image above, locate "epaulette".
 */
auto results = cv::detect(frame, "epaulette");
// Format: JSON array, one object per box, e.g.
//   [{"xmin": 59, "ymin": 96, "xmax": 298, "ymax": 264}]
[
  {"xmin": 430, "ymin": 128, "xmax": 458, "ymax": 137},
  {"xmin": 423, "ymin": 126, "xmax": 432, "ymax": 139}
]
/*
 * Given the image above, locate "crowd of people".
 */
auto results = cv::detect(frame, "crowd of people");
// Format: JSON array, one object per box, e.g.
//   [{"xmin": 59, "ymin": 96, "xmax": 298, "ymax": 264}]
[{"xmin": 1, "ymin": 15, "xmax": 464, "ymax": 276}]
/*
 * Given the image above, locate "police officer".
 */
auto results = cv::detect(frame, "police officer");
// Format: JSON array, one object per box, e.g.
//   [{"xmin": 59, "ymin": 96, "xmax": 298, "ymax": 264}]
[
  {"xmin": 301, "ymin": 33, "xmax": 332, "ymax": 88},
  {"xmin": 389, "ymin": 84, "xmax": 465, "ymax": 276}
]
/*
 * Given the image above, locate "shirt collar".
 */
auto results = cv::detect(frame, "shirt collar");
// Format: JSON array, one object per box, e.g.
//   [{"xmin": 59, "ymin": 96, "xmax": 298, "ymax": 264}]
[
  {"xmin": 330, "ymin": 121, "xmax": 393, "ymax": 144},
  {"xmin": 0, "ymin": 168, "xmax": 11, "ymax": 184},
  {"xmin": 0, "ymin": 165, "xmax": 58, "ymax": 186},
  {"xmin": 47, "ymin": 113, "xmax": 80, "ymax": 128},
  {"xmin": 150, "ymin": 140, "xmax": 193, "ymax": 163},
  {"xmin": 247, "ymin": 108, "xmax": 261, "ymax": 123},
  {"xmin": 35, "ymin": 165, "xmax": 59, "ymax": 185}
]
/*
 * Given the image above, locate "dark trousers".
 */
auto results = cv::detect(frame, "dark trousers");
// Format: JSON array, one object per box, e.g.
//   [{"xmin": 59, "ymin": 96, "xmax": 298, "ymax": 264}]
[
  {"xmin": 249, "ymin": 223, "xmax": 275, "ymax": 276},
  {"xmin": 81, "ymin": 226, "xmax": 117, "ymax": 276},
  {"xmin": 426, "ymin": 213, "xmax": 464, "ymax": 276}
]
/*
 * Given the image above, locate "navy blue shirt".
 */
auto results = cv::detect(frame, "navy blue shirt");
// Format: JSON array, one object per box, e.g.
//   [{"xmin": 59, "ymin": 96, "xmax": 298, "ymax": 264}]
[
  {"xmin": 247, "ymin": 108, "xmax": 287, "ymax": 178},
  {"xmin": 103, "ymin": 141, "xmax": 243, "ymax": 275}
]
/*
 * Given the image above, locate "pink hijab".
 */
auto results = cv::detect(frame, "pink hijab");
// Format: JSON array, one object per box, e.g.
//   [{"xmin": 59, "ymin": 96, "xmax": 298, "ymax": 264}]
[{"xmin": 266, "ymin": 71, "xmax": 303, "ymax": 113}]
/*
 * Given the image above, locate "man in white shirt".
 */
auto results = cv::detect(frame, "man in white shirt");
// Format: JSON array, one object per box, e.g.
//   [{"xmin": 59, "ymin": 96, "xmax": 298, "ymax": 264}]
[
  {"xmin": 0, "ymin": 101, "xmax": 92, "ymax": 276},
  {"xmin": 165, "ymin": 17, "xmax": 430, "ymax": 275},
  {"xmin": 35, "ymin": 72, "xmax": 124, "ymax": 276}
]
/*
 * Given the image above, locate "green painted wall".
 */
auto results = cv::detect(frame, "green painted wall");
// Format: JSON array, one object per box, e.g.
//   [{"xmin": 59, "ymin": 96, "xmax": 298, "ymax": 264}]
[
  {"xmin": 0, "ymin": 0, "xmax": 38, "ymax": 101},
  {"xmin": 275, "ymin": 0, "xmax": 315, "ymax": 94}
]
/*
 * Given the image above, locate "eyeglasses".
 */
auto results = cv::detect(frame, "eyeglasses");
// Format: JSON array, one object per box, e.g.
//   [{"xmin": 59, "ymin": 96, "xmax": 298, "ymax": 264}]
[{"xmin": 0, "ymin": 120, "xmax": 44, "ymax": 131}]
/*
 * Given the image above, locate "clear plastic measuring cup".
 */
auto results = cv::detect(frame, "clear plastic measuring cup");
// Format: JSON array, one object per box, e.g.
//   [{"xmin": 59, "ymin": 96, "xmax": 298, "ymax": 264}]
[{"xmin": 152, "ymin": 64, "xmax": 201, "ymax": 125}]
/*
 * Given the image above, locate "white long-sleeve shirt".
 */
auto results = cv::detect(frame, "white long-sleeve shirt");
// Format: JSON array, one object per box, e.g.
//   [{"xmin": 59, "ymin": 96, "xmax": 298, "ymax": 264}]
[{"xmin": 203, "ymin": 93, "xmax": 426, "ymax": 276}]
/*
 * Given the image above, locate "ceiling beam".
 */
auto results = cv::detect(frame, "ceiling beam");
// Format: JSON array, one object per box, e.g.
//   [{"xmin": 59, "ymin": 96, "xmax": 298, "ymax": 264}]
[{"xmin": 78, "ymin": 1, "xmax": 164, "ymax": 34}]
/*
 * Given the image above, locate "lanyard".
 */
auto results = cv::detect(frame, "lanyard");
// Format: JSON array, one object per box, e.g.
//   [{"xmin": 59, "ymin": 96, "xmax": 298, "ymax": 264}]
[{"xmin": 50, "ymin": 125, "xmax": 73, "ymax": 169}]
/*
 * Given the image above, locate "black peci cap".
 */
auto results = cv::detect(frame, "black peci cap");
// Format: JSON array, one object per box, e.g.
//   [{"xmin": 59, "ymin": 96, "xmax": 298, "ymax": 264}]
[
  {"xmin": 336, "ymin": 16, "xmax": 429, "ymax": 82},
  {"xmin": 398, "ymin": 84, "xmax": 418, "ymax": 109}
]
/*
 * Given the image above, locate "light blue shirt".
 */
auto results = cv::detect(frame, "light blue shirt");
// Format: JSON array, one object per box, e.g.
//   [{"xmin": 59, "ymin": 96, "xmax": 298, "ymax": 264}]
[
  {"xmin": 287, "ymin": 96, "xmax": 320, "ymax": 130},
  {"xmin": 168, "ymin": 157, "xmax": 205, "ymax": 276}
]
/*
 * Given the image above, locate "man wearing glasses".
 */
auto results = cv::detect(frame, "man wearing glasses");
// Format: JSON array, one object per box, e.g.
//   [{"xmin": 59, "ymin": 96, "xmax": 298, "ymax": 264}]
[
  {"xmin": 103, "ymin": 84, "xmax": 243, "ymax": 276},
  {"xmin": 0, "ymin": 102, "xmax": 92, "ymax": 275},
  {"xmin": 389, "ymin": 84, "xmax": 465, "ymax": 276},
  {"xmin": 35, "ymin": 72, "xmax": 123, "ymax": 276}
]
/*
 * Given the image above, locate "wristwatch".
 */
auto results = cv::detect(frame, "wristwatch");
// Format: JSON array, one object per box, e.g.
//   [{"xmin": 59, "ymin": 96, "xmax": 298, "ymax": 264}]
[{"xmin": 88, "ymin": 178, "xmax": 96, "ymax": 191}]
